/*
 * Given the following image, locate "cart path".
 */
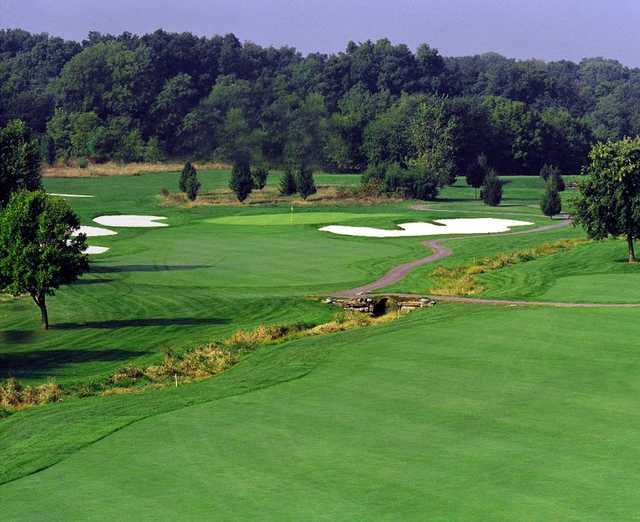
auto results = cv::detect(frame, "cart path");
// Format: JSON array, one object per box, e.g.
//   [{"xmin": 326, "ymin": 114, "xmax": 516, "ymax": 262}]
[
  {"xmin": 383, "ymin": 293, "xmax": 640, "ymax": 309},
  {"xmin": 333, "ymin": 240, "xmax": 452, "ymax": 297},
  {"xmin": 333, "ymin": 214, "xmax": 584, "ymax": 298}
]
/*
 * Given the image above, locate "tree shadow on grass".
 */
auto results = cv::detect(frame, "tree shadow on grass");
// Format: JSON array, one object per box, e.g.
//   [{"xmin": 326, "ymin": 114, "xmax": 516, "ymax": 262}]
[
  {"xmin": 91, "ymin": 265, "xmax": 212, "ymax": 274},
  {"xmin": 0, "ymin": 348, "xmax": 147, "ymax": 378},
  {"xmin": 72, "ymin": 278, "xmax": 115, "ymax": 285},
  {"xmin": 51, "ymin": 317, "xmax": 228, "ymax": 330},
  {"xmin": 0, "ymin": 330, "xmax": 36, "ymax": 344}
]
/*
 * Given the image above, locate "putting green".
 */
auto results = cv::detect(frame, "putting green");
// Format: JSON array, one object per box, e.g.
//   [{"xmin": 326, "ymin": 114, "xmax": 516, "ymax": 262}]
[{"xmin": 205, "ymin": 211, "xmax": 399, "ymax": 226}]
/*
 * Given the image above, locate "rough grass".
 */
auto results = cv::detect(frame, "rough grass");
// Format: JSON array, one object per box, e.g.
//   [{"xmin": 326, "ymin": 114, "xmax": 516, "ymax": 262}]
[
  {"xmin": 0, "ymin": 310, "xmax": 396, "ymax": 413},
  {"xmin": 4, "ymin": 172, "xmax": 640, "ymax": 519},
  {"xmin": 429, "ymin": 239, "xmax": 586, "ymax": 296},
  {"xmin": 43, "ymin": 161, "xmax": 230, "ymax": 178},
  {"xmin": 4, "ymin": 305, "xmax": 640, "ymax": 520}
]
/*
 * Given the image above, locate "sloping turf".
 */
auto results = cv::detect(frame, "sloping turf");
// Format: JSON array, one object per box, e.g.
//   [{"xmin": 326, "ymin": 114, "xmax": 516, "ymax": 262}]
[
  {"xmin": 4, "ymin": 171, "xmax": 640, "ymax": 520},
  {"xmin": 3, "ymin": 305, "xmax": 640, "ymax": 520}
]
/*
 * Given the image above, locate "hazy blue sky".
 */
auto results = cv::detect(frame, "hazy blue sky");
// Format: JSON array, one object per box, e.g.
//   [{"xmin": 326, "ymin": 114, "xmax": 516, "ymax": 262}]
[{"xmin": 2, "ymin": 0, "xmax": 639, "ymax": 66}]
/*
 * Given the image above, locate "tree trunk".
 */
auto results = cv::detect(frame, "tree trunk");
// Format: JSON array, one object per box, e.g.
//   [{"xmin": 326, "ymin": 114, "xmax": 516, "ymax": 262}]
[
  {"xmin": 33, "ymin": 293, "xmax": 49, "ymax": 330},
  {"xmin": 628, "ymin": 234, "xmax": 637, "ymax": 264}
]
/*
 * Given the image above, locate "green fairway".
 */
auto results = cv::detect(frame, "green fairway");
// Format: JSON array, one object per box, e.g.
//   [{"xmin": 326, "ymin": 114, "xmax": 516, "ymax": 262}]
[
  {"xmin": 0, "ymin": 182, "xmax": 427, "ymax": 384},
  {"xmin": 4, "ymin": 171, "xmax": 640, "ymax": 520},
  {"xmin": 3, "ymin": 305, "xmax": 640, "ymax": 520}
]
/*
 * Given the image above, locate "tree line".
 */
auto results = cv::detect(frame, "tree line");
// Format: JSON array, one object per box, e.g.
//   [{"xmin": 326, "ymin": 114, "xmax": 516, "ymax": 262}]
[{"xmin": 2, "ymin": 29, "xmax": 640, "ymax": 182}]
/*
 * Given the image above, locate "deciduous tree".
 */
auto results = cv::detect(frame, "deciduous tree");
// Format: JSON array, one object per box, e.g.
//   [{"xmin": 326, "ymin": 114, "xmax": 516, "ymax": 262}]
[
  {"xmin": 572, "ymin": 138, "xmax": 640, "ymax": 262},
  {"xmin": 0, "ymin": 191, "xmax": 88, "ymax": 329},
  {"xmin": 0, "ymin": 120, "xmax": 42, "ymax": 206}
]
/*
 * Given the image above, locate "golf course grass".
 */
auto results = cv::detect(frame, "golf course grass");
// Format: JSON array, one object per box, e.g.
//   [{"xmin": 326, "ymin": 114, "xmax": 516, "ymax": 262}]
[
  {"xmin": 4, "ymin": 305, "xmax": 640, "ymax": 520},
  {"xmin": 3, "ymin": 168, "xmax": 640, "ymax": 520}
]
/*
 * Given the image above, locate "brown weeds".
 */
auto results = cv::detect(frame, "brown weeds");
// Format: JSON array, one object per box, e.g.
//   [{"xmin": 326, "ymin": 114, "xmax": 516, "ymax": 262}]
[
  {"xmin": 429, "ymin": 239, "xmax": 586, "ymax": 296},
  {"xmin": 43, "ymin": 161, "xmax": 230, "ymax": 178},
  {"xmin": 0, "ymin": 378, "xmax": 62, "ymax": 410},
  {"xmin": 0, "ymin": 308, "xmax": 400, "ymax": 416}
]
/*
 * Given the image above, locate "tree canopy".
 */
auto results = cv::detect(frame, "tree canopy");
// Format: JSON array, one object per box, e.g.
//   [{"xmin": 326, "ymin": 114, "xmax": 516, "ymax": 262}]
[
  {"xmin": 0, "ymin": 191, "xmax": 89, "ymax": 329},
  {"xmin": 2, "ymin": 29, "xmax": 640, "ymax": 175},
  {"xmin": 572, "ymin": 138, "xmax": 640, "ymax": 262},
  {"xmin": 0, "ymin": 119, "xmax": 41, "ymax": 206}
]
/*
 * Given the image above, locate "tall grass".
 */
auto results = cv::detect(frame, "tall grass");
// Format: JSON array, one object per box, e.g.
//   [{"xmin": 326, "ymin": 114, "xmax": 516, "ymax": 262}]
[
  {"xmin": 0, "ymin": 310, "xmax": 399, "ymax": 415},
  {"xmin": 430, "ymin": 239, "xmax": 587, "ymax": 296},
  {"xmin": 43, "ymin": 161, "xmax": 230, "ymax": 178}
]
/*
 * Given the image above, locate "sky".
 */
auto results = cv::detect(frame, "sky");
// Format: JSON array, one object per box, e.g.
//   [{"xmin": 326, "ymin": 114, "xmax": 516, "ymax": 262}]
[{"xmin": 1, "ymin": 0, "xmax": 639, "ymax": 67}]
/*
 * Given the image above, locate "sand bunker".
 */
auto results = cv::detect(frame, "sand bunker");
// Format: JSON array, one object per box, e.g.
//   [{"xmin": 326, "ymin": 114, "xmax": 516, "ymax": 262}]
[
  {"xmin": 93, "ymin": 215, "xmax": 168, "ymax": 228},
  {"xmin": 84, "ymin": 246, "xmax": 110, "ymax": 255},
  {"xmin": 73, "ymin": 226, "xmax": 118, "ymax": 237},
  {"xmin": 50, "ymin": 193, "xmax": 94, "ymax": 198},
  {"xmin": 319, "ymin": 218, "xmax": 533, "ymax": 237}
]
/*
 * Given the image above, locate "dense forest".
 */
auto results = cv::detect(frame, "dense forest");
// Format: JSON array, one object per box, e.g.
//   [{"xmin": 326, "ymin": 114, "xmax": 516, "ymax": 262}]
[{"xmin": 2, "ymin": 28, "xmax": 640, "ymax": 181}]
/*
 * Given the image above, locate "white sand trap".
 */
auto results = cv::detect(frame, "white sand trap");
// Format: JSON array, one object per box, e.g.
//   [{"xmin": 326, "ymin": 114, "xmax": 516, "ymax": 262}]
[
  {"xmin": 84, "ymin": 246, "xmax": 110, "ymax": 255},
  {"xmin": 319, "ymin": 218, "xmax": 533, "ymax": 238},
  {"xmin": 50, "ymin": 193, "xmax": 94, "ymax": 198},
  {"xmin": 93, "ymin": 215, "xmax": 168, "ymax": 228},
  {"xmin": 72, "ymin": 226, "xmax": 118, "ymax": 237}
]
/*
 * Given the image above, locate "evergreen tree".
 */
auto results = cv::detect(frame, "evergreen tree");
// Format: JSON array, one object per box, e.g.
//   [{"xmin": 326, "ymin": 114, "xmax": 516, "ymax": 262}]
[
  {"xmin": 229, "ymin": 161, "xmax": 253, "ymax": 202},
  {"xmin": 540, "ymin": 163, "xmax": 559, "ymax": 181},
  {"xmin": 540, "ymin": 177, "xmax": 562, "ymax": 217},
  {"xmin": 480, "ymin": 169, "xmax": 503, "ymax": 206},
  {"xmin": 252, "ymin": 166, "xmax": 269, "ymax": 190},
  {"xmin": 296, "ymin": 166, "xmax": 317, "ymax": 200},
  {"xmin": 465, "ymin": 153, "xmax": 488, "ymax": 199},
  {"xmin": 279, "ymin": 167, "xmax": 297, "ymax": 195},
  {"xmin": 552, "ymin": 171, "xmax": 566, "ymax": 192},
  {"xmin": 540, "ymin": 163, "xmax": 565, "ymax": 192},
  {"xmin": 179, "ymin": 161, "xmax": 196, "ymax": 192},
  {"xmin": 185, "ymin": 170, "xmax": 201, "ymax": 201}
]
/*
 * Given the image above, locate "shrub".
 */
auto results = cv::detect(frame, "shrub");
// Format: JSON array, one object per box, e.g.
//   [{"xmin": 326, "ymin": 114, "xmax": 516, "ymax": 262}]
[
  {"xmin": 383, "ymin": 163, "xmax": 439, "ymax": 200},
  {"xmin": 359, "ymin": 178, "xmax": 385, "ymax": 198},
  {"xmin": 77, "ymin": 157, "xmax": 89, "ymax": 169},
  {"xmin": 361, "ymin": 162, "xmax": 387, "ymax": 184},
  {"xmin": 0, "ymin": 378, "xmax": 62, "ymax": 410}
]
